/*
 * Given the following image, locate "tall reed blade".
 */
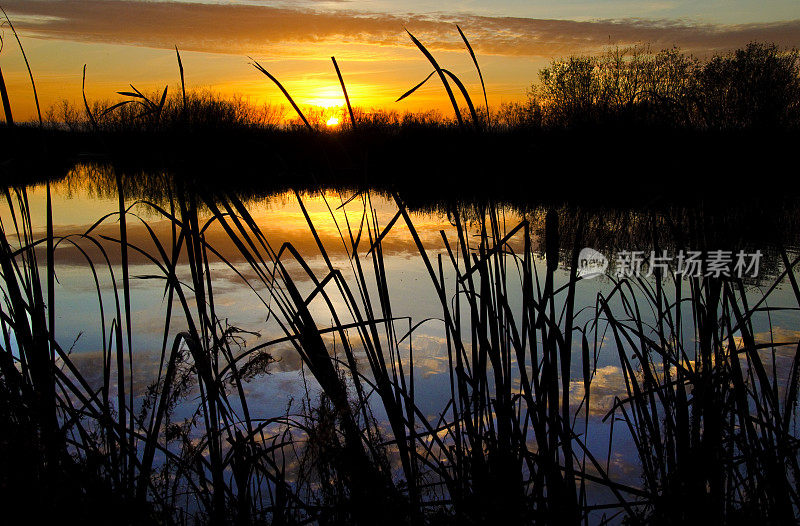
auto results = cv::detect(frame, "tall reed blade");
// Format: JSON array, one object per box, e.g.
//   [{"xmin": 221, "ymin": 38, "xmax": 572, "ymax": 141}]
[
  {"xmin": 405, "ymin": 29, "xmax": 464, "ymax": 127},
  {"xmin": 0, "ymin": 65, "xmax": 13, "ymax": 126},
  {"xmin": 82, "ymin": 65, "xmax": 98, "ymax": 130},
  {"xmin": 395, "ymin": 71, "xmax": 436, "ymax": 102},
  {"xmin": 250, "ymin": 58, "xmax": 313, "ymax": 130},
  {"xmin": 175, "ymin": 46, "xmax": 186, "ymax": 114},
  {"xmin": 2, "ymin": 8, "xmax": 41, "ymax": 123},
  {"xmin": 331, "ymin": 56, "xmax": 356, "ymax": 129},
  {"xmin": 441, "ymin": 68, "xmax": 479, "ymax": 126},
  {"xmin": 456, "ymin": 25, "xmax": 490, "ymax": 127}
]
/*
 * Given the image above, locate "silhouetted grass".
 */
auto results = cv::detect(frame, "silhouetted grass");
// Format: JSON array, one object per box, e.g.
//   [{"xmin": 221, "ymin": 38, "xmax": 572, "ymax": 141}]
[
  {"xmin": 2, "ymin": 177, "xmax": 798, "ymax": 524},
  {"xmin": 47, "ymin": 90, "xmax": 285, "ymax": 133},
  {"xmin": 1, "ymin": 18, "xmax": 799, "ymax": 525}
]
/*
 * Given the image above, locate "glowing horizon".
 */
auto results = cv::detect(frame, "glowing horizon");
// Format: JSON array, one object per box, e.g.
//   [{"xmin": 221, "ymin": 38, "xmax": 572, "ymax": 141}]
[{"xmin": 1, "ymin": 0, "xmax": 799, "ymax": 122}]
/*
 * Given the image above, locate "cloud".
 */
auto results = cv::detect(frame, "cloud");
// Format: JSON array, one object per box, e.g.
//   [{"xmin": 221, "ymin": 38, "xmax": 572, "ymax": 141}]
[
  {"xmin": 34, "ymin": 195, "xmax": 450, "ymax": 269},
  {"xmin": 3, "ymin": 0, "xmax": 800, "ymax": 58}
]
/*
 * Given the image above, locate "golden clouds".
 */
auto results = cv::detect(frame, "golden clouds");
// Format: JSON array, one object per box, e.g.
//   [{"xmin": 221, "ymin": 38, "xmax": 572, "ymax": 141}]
[{"xmin": 4, "ymin": 1, "xmax": 800, "ymax": 59}]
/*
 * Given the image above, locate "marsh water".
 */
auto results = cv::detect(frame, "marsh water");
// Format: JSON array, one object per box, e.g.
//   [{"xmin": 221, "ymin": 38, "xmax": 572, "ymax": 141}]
[{"xmin": 5, "ymin": 167, "xmax": 800, "ymax": 520}]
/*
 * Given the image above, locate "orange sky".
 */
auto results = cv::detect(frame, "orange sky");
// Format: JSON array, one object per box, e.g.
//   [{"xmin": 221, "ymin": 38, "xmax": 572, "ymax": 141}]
[{"xmin": 1, "ymin": 0, "xmax": 800, "ymax": 121}]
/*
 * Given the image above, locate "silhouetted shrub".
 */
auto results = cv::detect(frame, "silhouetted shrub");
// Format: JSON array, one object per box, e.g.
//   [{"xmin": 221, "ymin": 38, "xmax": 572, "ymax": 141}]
[
  {"xmin": 523, "ymin": 42, "xmax": 800, "ymax": 130},
  {"xmin": 696, "ymin": 42, "xmax": 800, "ymax": 129},
  {"xmin": 45, "ymin": 90, "xmax": 285, "ymax": 132}
]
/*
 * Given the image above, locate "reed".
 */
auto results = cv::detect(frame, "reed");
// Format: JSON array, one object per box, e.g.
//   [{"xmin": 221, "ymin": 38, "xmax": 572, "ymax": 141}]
[
  {"xmin": 0, "ymin": 17, "xmax": 799, "ymax": 526},
  {"xmin": 598, "ymin": 259, "xmax": 800, "ymax": 523},
  {"xmin": 2, "ymin": 166, "xmax": 799, "ymax": 525}
]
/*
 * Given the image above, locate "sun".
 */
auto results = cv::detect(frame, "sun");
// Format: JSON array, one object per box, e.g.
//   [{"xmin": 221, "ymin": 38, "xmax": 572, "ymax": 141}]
[{"xmin": 326, "ymin": 116, "xmax": 340, "ymax": 127}]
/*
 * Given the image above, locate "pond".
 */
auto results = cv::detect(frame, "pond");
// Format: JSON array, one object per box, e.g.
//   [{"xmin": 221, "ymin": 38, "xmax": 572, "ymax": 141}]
[{"xmin": 3, "ymin": 166, "xmax": 799, "ymax": 524}]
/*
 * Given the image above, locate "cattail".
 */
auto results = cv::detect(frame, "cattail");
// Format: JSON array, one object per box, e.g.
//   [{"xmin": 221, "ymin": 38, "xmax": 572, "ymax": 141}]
[{"xmin": 545, "ymin": 208, "xmax": 560, "ymax": 272}]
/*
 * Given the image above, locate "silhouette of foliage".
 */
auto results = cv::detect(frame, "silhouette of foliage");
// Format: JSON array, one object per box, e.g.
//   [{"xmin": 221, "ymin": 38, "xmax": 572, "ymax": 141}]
[{"xmin": 526, "ymin": 42, "xmax": 800, "ymax": 130}]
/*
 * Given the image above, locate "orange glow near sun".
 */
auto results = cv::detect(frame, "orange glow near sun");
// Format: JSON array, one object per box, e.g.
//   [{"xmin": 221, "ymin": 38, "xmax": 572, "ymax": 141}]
[
  {"xmin": 306, "ymin": 88, "xmax": 345, "ymax": 108},
  {"xmin": 326, "ymin": 116, "xmax": 340, "ymax": 127}
]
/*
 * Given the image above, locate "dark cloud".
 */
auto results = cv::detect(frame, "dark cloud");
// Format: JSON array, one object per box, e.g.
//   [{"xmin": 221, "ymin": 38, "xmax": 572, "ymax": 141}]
[{"xmin": 4, "ymin": 0, "xmax": 800, "ymax": 58}]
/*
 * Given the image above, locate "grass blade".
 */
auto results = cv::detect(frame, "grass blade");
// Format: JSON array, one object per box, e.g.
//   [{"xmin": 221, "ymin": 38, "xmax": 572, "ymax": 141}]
[
  {"xmin": 250, "ymin": 58, "xmax": 312, "ymax": 130},
  {"xmin": 0, "ymin": 65, "xmax": 13, "ymax": 126},
  {"xmin": 82, "ymin": 65, "xmax": 98, "ymax": 130},
  {"xmin": 331, "ymin": 56, "xmax": 356, "ymax": 129},
  {"xmin": 176, "ymin": 46, "xmax": 186, "ymax": 114},
  {"xmin": 1, "ymin": 7, "xmax": 41, "ymax": 123},
  {"xmin": 396, "ymin": 71, "xmax": 436, "ymax": 102},
  {"xmin": 441, "ymin": 69, "xmax": 479, "ymax": 126},
  {"xmin": 405, "ymin": 29, "xmax": 464, "ymax": 127},
  {"xmin": 456, "ymin": 25, "xmax": 489, "ymax": 127}
]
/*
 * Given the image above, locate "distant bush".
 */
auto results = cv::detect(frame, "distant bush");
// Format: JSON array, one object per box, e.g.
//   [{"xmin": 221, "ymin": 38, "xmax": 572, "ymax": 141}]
[
  {"xmin": 696, "ymin": 42, "xmax": 800, "ymax": 129},
  {"xmin": 45, "ymin": 90, "xmax": 285, "ymax": 132},
  {"xmin": 494, "ymin": 100, "xmax": 542, "ymax": 129},
  {"xmin": 521, "ymin": 42, "xmax": 800, "ymax": 130}
]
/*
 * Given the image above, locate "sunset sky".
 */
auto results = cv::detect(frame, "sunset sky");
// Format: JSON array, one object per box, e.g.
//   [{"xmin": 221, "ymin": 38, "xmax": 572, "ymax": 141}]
[{"xmin": 1, "ymin": 0, "xmax": 799, "ymax": 121}]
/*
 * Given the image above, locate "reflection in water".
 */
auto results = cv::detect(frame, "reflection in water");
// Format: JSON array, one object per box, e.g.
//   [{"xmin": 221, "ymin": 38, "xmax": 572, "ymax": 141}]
[
  {"xmin": 54, "ymin": 163, "xmax": 800, "ymax": 274},
  {"xmin": 11, "ymin": 170, "xmax": 800, "ymax": 418},
  {"xmin": 3, "ymin": 165, "xmax": 799, "ymax": 524}
]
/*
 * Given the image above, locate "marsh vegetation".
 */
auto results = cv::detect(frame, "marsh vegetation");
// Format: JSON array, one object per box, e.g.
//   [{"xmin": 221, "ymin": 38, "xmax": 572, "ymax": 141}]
[{"xmin": 1, "ymin": 21, "xmax": 800, "ymax": 525}]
